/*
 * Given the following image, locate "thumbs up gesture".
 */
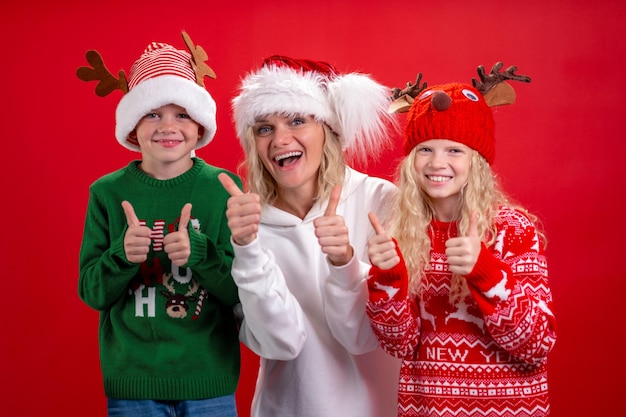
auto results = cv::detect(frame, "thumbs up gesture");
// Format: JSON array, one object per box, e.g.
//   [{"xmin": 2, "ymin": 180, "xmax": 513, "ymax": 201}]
[
  {"xmin": 367, "ymin": 212, "xmax": 400, "ymax": 270},
  {"xmin": 313, "ymin": 185, "xmax": 353, "ymax": 266},
  {"xmin": 445, "ymin": 211, "xmax": 481, "ymax": 275},
  {"xmin": 163, "ymin": 203, "xmax": 193, "ymax": 267},
  {"xmin": 218, "ymin": 173, "xmax": 262, "ymax": 246},
  {"xmin": 366, "ymin": 212, "xmax": 408, "ymax": 303},
  {"xmin": 121, "ymin": 200, "xmax": 152, "ymax": 264}
]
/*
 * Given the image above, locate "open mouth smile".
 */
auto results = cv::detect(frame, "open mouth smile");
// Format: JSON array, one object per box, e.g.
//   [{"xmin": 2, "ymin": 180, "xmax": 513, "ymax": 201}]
[{"xmin": 274, "ymin": 151, "xmax": 303, "ymax": 167}]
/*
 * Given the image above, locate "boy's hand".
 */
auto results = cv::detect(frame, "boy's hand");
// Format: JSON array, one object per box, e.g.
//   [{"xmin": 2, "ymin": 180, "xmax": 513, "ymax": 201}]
[
  {"xmin": 367, "ymin": 212, "xmax": 400, "ymax": 270},
  {"xmin": 122, "ymin": 200, "xmax": 152, "ymax": 264},
  {"xmin": 445, "ymin": 211, "xmax": 481, "ymax": 275},
  {"xmin": 314, "ymin": 185, "xmax": 353, "ymax": 266},
  {"xmin": 163, "ymin": 203, "xmax": 192, "ymax": 267},
  {"xmin": 218, "ymin": 173, "xmax": 261, "ymax": 246}
]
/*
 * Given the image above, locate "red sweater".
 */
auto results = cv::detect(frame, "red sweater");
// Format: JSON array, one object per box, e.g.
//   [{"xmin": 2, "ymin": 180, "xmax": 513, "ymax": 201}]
[{"xmin": 367, "ymin": 207, "xmax": 557, "ymax": 417}]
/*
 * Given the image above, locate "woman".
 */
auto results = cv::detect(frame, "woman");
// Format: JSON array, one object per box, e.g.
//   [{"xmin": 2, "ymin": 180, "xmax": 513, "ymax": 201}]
[{"xmin": 218, "ymin": 55, "xmax": 402, "ymax": 417}]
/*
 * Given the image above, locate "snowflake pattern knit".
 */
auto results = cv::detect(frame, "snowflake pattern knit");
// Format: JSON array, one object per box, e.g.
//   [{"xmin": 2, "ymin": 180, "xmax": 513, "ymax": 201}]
[{"xmin": 367, "ymin": 207, "xmax": 557, "ymax": 417}]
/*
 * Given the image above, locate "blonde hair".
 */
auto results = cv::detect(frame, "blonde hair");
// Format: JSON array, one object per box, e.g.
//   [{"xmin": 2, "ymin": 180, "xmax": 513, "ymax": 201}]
[
  {"xmin": 388, "ymin": 148, "xmax": 546, "ymax": 300},
  {"xmin": 238, "ymin": 123, "xmax": 346, "ymax": 205}
]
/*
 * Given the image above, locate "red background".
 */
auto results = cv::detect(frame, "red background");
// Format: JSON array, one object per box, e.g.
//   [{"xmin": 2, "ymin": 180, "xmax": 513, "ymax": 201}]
[{"xmin": 1, "ymin": 1, "xmax": 624, "ymax": 416}]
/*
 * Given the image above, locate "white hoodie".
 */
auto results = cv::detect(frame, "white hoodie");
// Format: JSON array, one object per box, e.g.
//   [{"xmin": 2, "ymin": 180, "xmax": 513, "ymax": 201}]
[{"xmin": 232, "ymin": 168, "xmax": 402, "ymax": 417}]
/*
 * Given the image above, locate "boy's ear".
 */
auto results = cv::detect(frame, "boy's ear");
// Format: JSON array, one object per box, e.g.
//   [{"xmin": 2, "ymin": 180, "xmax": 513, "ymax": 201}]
[
  {"xmin": 198, "ymin": 126, "xmax": 205, "ymax": 138},
  {"xmin": 126, "ymin": 130, "xmax": 139, "ymax": 148}
]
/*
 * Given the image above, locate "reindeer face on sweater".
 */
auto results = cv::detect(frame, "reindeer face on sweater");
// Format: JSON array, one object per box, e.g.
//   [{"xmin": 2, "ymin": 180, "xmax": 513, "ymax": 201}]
[{"xmin": 160, "ymin": 273, "xmax": 200, "ymax": 319}]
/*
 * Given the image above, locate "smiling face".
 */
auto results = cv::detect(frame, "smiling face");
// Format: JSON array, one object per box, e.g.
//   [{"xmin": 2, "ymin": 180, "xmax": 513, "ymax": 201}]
[
  {"xmin": 253, "ymin": 113, "xmax": 325, "ymax": 201},
  {"xmin": 131, "ymin": 103, "xmax": 203, "ymax": 178},
  {"xmin": 413, "ymin": 139, "xmax": 473, "ymax": 221}
]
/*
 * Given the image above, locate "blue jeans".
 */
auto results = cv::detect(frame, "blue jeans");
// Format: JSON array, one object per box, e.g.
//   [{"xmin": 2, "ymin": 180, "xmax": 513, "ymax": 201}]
[{"xmin": 107, "ymin": 395, "xmax": 238, "ymax": 417}]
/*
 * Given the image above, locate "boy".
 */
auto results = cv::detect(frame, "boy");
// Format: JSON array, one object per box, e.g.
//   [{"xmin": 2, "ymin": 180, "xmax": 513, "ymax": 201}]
[{"xmin": 77, "ymin": 32, "xmax": 241, "ymax": 416}]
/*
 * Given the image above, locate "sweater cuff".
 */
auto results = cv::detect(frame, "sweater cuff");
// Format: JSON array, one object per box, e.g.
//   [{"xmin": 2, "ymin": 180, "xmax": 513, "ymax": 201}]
[
  {"xmin": 186, "ymin": 228, "xmax": 208, "ymax": 267},
  {"xmin": 112, "ymin": 232, "xmax": 134, "ymax": 267},
  {"xmin": 465, "ymin": 243, "xmax": 507, "ymax": 293},
  {"xmin": 367, "ymin": 239, "xmax": 408, "ymax": 303}
]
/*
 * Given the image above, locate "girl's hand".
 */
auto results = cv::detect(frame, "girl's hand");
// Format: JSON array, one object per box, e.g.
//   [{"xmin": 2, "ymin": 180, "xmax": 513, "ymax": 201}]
[
  {"xmin": 367, "ymin": 212, "xmax": 400, "ymax": 270},
  {"xmin": 445, "ymin": 211, "xmax": 481, "ymax": 275}
]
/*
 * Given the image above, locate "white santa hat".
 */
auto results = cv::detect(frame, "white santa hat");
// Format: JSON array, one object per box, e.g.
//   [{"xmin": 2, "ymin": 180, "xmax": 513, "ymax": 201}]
[
  {"xmin": 232, "ymin": 55, "xmax": 394, "ymax": 157},
  {"xmin": 114, "ymin": 41, "xmax": 217, "ymax": 152}
]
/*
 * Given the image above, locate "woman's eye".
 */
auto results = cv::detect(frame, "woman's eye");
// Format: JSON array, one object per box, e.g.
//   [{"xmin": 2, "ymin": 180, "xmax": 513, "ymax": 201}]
[
  {"xmin": 256, "ymin": 126, "xmax": 272, "ymax": 136},
  {"xmin": 291, "ymin": 118, "xmax": 305, "ymax": 126}
]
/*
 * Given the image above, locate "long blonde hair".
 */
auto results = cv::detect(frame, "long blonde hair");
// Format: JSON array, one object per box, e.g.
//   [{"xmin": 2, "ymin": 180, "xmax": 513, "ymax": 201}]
[
  {"xmin": 388, "ymin": 148, "xmax": 546, "ymax": 299},
  {"xmin": 238, "ymin": 123, "xmax": 346, "ymax": 205}
]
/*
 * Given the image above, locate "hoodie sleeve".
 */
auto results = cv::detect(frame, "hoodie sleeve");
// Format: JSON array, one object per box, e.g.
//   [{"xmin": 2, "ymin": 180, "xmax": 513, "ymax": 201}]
[
  {"xmin": 323, "ymin": 255, "xmax": 382, "ymax": 354},
  {"xmin": 232, "ymin": 237, "xmax": 307, "ymax": 360},
  {"xmin": 322, "ymin": 172, "xmax": 400, "ymax": 354}
]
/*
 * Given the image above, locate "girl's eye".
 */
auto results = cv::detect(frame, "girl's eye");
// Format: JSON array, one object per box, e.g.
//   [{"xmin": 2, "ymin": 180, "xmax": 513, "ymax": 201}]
[
  {"xmin": 462, "ymin": 89, "xmax": 479, "ymax": 102},
  {"xmin": 178, "ymin": 113, "xmax": 191, "ymax": 119},
  {"xmin": 144, "ymin": 113, "xmax": 159, "ymax": 119},
  {"xmin": 418, "ymin": 90, "xmax": 434, "ymax": 100}
]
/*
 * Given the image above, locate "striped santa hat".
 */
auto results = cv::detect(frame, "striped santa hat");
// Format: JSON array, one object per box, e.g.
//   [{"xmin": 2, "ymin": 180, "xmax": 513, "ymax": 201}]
[
  {"xmin": 232, "ymin": 55, "xmax": 394, "ymax": 158},
  {"xmin": 114, "ymin": 41, "xmax": 217, "ymax": 151}
]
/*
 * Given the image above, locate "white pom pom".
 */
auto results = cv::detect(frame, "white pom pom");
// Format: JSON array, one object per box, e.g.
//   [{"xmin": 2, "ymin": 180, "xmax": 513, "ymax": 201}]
[{"xmin": 327, "ymin": 73, "xmax": 397, "ymax": 160}]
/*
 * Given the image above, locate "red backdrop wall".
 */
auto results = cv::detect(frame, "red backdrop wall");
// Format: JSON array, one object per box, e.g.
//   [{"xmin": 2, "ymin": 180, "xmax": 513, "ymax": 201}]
[{"xmin": 1, "ymin": 1, "xmax": 624, "ymax": 416}]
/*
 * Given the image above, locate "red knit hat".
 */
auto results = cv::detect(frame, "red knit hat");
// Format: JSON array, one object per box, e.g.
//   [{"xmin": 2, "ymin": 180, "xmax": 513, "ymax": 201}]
[{"xmin": 404, "ymin": 82, "xmax": 495, "ymax": 163}]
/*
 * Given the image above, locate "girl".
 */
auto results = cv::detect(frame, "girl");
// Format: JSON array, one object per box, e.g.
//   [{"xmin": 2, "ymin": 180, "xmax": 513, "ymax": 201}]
[{"xmin": 366, "ymin": 67, "xmax": 557, "ymax": 417}]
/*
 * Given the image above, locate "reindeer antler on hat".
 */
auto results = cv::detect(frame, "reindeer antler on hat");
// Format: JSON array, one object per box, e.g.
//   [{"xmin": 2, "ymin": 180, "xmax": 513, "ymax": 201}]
[
  {"xmin": 390, "ymin": 62, "xmax": 531, "ymax": 162},
  {"xmin": 77, "ymin": 31, "xmax": 218, "ymax": 152}
]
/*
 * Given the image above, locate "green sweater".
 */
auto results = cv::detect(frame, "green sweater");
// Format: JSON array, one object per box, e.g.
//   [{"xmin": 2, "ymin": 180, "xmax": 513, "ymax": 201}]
[{"xmin": 79, "ymin": 158, "xmax": 241, "ymax": 400}]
